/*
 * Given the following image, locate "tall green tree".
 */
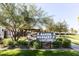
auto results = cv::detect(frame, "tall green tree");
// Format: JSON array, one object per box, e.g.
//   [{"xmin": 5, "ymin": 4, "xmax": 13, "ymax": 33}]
[
  {"xmin": 42, "ymin": 17, "xmax": 55, "ymax": 32},
  {"xmin": 0, "ymin": 3, "xmax": 25, "ymax": 41},
  {"xmin": 55, "ymin": 20, "xmax": 68, "ymax": 36},
  {"xmin": 18, "ymin": 4, "xmax": 50, "ymax": 29},
  {"xmin": 0, "ymin": 3, "xmax": 52, "ymax": 41}
]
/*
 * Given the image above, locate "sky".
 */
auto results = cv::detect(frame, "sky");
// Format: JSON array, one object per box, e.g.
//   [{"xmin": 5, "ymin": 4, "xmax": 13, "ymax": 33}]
[{"xmin": 35, "ymin": 3, "xmax": 79, "ymax": 32}]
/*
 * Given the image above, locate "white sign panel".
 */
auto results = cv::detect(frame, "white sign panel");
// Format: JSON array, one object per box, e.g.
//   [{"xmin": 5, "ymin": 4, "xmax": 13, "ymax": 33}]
[{"xmin": 37, "ymin": 32, "xmax": 56, "ymax": 42}]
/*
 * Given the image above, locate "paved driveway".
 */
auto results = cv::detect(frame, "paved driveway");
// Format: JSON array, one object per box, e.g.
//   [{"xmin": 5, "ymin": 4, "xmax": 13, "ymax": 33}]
[
  {"xmin": 71, "ymin": 43, "xmax": 79, "ymax": 51},
  {"xmin": 68, "ymin": 38, "xmax": 79, "ymax": 50}
]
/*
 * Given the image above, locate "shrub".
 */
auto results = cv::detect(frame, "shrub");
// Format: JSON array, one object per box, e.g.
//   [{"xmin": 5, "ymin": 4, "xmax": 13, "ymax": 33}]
[
  {"xmin": 52, "ymin": 40, "xmax": 62, "ymax": 48},
  {"xmin": 52, "ymin": 37, "xmax": 63, "ymax": 48},
  {"xmin": 52, "ymin": 37, "xmax": 71, "ymax": 48},
  {"xmin": 62, "ymin": 39, "xmax": 71, "ymax": 48},
  {"xmin": 3, "ymin": 39, "xmax": 15, "ymax": 47},
  {"xmin": 30, "ymin": 40, "xmax": 36, "ymax": 46},
  {"xmin": 17, "ymin": 40, "xmax": 28, "ymax": 46},
  {"xmin": 32, "ymin": 40, "xmax": 41, "ymax": 49},
  {"xmin": 56, "ymin": 37, "xmax": 63, "ymax": 42}
]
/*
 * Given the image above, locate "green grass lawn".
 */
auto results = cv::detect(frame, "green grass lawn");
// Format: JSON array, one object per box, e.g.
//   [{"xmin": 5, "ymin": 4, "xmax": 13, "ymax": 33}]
[
  {"xmin": 61, "ymin": 35, "xmax": 79, "ymax": 45},
  {"xmin": 67, "ymin": 35, "xmax": 79, "ymax": 40},
  {"xmin": 0, "ymin": 49, "xmax": 79, "ymax": 56}
]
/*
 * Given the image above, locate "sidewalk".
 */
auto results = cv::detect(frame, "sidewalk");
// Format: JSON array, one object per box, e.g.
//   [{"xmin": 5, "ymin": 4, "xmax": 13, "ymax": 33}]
[{"xmin": 0, "ymin": 47, "xmax": 8, "ymax": 50}]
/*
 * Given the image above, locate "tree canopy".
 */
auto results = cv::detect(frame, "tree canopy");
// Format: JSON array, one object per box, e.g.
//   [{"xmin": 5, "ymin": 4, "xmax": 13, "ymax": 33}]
[{"xmin": 0, "ymin": 3, "xmax": 69, "ymax": 40}]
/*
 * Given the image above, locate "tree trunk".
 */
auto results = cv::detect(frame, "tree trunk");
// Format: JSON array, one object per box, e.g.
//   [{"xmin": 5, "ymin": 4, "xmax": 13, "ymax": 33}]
[
  {"xmin": 13, "ymin": 28, "xmax": 17, "ymax": 41},
  {"xmin": 59, "ymin": 32, "xmax": 61, "ymax": 37}
]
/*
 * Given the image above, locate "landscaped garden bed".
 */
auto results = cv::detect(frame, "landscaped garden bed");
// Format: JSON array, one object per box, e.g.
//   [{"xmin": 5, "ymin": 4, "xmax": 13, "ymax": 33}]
[
  {"xmin": 52, "ymin": 37, "xmax": 71, "ymax": 48},
  {"xmin": 0, "ymin": 37, "xmax": 72, "ymax": 49}
]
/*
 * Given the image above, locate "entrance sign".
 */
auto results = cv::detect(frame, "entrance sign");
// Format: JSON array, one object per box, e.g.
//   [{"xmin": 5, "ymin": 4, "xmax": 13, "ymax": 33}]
[{"xmin": 36, "ymin": 32, "xmax": 56, "ymax": 42}]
